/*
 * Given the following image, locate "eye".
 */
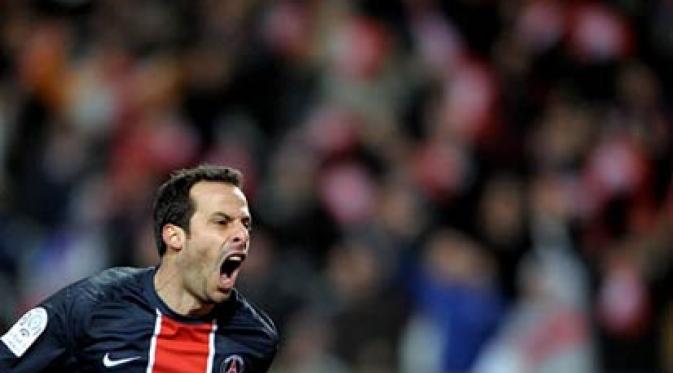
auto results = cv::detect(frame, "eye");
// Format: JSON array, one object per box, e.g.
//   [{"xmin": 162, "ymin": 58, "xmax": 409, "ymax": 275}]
[
  {"xmin": 241, "ymin": 218, "xmax": 253, "ymax": 232},
  {"xmin": 215, "ymin": 216, "xmax": 231, "ymax": 226}
]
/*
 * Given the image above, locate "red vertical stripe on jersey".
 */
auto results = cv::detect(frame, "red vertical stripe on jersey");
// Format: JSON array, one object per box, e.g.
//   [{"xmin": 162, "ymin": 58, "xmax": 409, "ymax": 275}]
[{"xmin": 149, "ymin": 314, "xmax": 216, "ymax": 373}]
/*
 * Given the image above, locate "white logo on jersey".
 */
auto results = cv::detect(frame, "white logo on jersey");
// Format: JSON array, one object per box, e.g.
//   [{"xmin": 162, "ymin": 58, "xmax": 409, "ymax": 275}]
[
  {"xmin": 102, "ymin": 353, "xmax": 141, "ymax": 367},
  {"xmin": 1, "ymin": 307, "xmax": 48, "ymax": 357}
]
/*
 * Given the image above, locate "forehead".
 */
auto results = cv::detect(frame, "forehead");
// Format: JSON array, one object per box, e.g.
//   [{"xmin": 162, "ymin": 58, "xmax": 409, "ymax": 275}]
[{"xmin": 189, "ymin": 181, "xmax": 249, "ymax": 215}]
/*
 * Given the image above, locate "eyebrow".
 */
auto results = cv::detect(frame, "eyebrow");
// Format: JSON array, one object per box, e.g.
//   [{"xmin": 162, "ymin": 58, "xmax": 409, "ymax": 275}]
[{"xmin": 211, "ymin": 212, "xmax": 252, "ymax": 221}]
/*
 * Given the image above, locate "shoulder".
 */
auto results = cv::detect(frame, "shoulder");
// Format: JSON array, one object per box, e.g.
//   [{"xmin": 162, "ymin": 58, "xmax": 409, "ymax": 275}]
[
  {"xmin": 221, "ymin": 291, "xmax": 279, "ymax": 352},
  {"xmin": 77, "ymin": 266, "xmax": 149, "ymax": 294},
  {"xmin": 69, "ymin": 266, "xmax": 149, "ymax": 302},
  {"xmin": 16, "ymin": 267, "xmax": 151, "ymax": 347},
  {"xmin": 48, "ymin": 267, "xmax": 150, "ymax": 311}
]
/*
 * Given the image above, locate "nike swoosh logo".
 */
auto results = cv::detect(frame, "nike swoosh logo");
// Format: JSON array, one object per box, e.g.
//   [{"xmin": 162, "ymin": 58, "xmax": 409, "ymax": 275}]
[{"xmin": 103, "ymin": 353, "xmax": 141, "ymax": 367}]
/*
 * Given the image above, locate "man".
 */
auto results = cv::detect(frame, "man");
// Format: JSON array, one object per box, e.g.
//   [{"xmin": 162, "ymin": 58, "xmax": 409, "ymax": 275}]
[{"xmin": 0, "ymin": 165, "xmax": 279, "ymax": 372}]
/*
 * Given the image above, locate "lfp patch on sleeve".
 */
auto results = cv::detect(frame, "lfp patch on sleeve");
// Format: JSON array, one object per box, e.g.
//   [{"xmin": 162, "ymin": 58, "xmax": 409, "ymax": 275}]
[{"xmin": 1, "ymin": 307, "xmax": 48, "ymax": 357}]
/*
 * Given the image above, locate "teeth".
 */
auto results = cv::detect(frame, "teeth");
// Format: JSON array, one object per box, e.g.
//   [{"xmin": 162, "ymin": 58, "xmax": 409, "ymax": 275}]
[{"xmin": 228, "ymin": 255, "xmax": 243, "ymax": 262}]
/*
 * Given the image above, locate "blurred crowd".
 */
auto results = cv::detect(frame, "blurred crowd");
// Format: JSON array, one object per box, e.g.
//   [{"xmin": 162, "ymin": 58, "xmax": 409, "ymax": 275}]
[{"xmin": 0, "ymin": 0, "xmax": 672, "ymax": 372}]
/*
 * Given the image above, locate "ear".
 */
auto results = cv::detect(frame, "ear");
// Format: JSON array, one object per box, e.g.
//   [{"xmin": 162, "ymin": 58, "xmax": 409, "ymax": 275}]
[{"xmin": 162, "ymin": 224, "xmax": 186, "ymax": 252}]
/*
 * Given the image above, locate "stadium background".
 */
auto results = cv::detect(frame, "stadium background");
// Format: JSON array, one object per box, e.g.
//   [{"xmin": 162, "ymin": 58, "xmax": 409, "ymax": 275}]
[{"xmin": 0, "ymin": 0, "xmax": 672, "ymax": 372}]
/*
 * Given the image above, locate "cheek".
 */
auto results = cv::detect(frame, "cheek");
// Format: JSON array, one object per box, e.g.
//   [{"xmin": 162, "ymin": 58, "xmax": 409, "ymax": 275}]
[
  {"xmin": 178, "ymin": 238, "xmax": 204, "ymax": 266},
  {"xmin": 185, "ymin": 234, "xmax": 222, "ymax": 267}
]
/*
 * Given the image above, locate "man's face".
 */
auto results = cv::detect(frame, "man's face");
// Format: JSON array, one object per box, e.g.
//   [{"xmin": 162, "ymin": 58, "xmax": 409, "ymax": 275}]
[{"xmin": 177, "ymin": 181, "xmax": 251, "ymax": 304}]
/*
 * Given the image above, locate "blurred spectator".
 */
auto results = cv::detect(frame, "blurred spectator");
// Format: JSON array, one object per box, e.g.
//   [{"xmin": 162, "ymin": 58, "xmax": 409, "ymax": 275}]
[
  {"xmin": 473, "ymin": 248, "xmax": 596, "ymax": 373},
  {"xmin": 473, "ymin": 170, "xmax": 596, "ymax": 373},
  {"xmin": 476, "ymin": 173, "xmax": 530, "ymax": 302},
  {"xmin": 401, "ymin": 229, "xmax": 504, "ymax": 373},
  {"xmin": 321, "ymin": 239, "xmax": 406, "ymax": 372}
]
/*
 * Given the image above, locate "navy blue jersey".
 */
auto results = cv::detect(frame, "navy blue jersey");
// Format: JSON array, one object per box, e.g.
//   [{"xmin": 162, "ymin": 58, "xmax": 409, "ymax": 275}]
[{"xmin": 0, "ymin": 267, "xmax": 278, "ymax": 372}]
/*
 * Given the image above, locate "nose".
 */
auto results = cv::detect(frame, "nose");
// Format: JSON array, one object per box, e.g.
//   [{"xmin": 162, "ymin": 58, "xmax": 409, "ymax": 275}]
[{"xmin": 231, "ymin": 220, "xmax": 250, "ymax": 245}]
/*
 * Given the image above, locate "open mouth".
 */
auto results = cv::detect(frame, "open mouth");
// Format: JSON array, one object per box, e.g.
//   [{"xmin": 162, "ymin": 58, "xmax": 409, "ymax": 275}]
[{"xmin": 220, "ymin": 252, "xmax": 246, "ymax": 279}]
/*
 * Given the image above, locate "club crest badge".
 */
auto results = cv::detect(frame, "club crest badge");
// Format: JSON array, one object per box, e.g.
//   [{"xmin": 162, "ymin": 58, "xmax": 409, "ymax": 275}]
[{"xmin": 221, "ymin": 354, "xmax": 245, "ymax": 373}]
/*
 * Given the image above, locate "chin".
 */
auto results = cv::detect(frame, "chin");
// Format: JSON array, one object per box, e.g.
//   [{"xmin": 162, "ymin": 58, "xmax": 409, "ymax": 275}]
[{"xmin": 210, "ymin": 290, "xmax": 232, "ymax": 303}]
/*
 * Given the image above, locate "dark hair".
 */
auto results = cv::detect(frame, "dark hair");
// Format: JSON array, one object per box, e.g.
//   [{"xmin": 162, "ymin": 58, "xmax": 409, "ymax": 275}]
[{"xmin": 153, "ymin": 164, "xmax": 243, "ymax": 256}]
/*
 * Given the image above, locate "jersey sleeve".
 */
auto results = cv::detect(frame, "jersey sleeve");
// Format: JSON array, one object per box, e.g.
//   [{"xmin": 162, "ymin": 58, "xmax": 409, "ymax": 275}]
[
  {"xmin": 0, "ymin": 285, "xmax": 82, "ymax": 372},
  {"xmin": 260, "ymin": 322, "xmax": 279, "ymax": 371},
  {"xmin": 248, "ymin": 303, "xmax": 280, "ymax": 372},
  {"xmin": 251, "ymin": 307, "xmax": 280, "ymax": 372}
]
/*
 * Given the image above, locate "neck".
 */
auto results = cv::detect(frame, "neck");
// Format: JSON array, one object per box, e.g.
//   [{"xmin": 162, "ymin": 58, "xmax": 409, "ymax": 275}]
[{"xmin": 154, "ymin": 261, "xmax": 215, "ymax": 317}]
